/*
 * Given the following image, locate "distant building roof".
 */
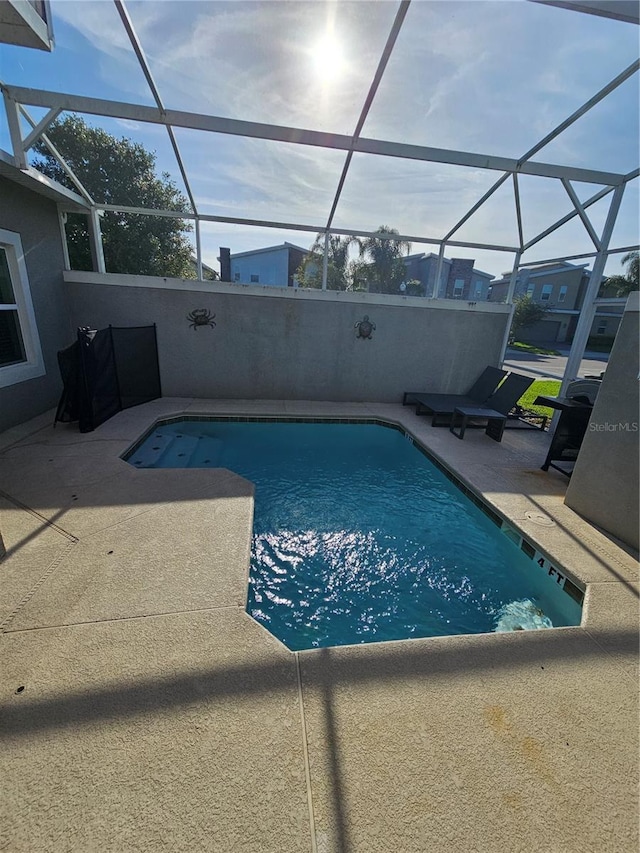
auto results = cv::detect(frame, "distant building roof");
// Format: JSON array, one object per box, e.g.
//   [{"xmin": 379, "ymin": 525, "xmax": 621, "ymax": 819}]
[{"xmin": 228, "ymin": 242, "xmax": 310, "ymax": 260}]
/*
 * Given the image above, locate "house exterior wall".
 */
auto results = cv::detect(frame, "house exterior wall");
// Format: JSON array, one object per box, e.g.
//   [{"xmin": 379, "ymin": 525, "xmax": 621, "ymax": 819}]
[
  {"xmin": 489, "ymin": 263, "xmax": 622, "ymax": 343},
  {"xmin": 403, "ymin": 254, "xmax": 492, "ymax": 299},
  {"xmin": 565, "ymin": 291, "xmax": 639, "ymax": 550},
  {"xmin": 444, "ymin": 258, "xmax": 474, "ymax": 300},
  {"xmin": 230, "ymin": 247, "xmax": 295, "ymax": 287},
  {"xmin": 0, "ymin": 178, "xmax": 72, "ymax": 432},
  {"xmin": 64, "ymin": 273, "xmax": 510, "ymax": 403}
]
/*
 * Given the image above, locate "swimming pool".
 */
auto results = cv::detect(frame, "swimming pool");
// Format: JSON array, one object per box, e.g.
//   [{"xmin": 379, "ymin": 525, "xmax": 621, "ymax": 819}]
[{"xmin": 125, "ymin": 418, "xmax": 583, "ymax": 650}]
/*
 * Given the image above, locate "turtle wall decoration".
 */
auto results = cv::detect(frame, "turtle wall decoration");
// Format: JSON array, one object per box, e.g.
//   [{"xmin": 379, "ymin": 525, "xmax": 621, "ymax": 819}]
[
  {"xmin": 354, "ymin": 315, "xmax": 376, "ymax": 340},
  {"xmin": 187, "ymin": 308, "xmax": 216, "ymax": 330}
]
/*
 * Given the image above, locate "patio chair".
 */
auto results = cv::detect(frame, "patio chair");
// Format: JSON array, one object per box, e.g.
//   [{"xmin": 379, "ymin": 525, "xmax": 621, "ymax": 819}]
[
  {"xmin": 403, "ymin": 365, "xmax": 507, "ymax": 426},
  {"xmin": 449, "ymin": 373, "xmax": 535, "ymax": 442}
]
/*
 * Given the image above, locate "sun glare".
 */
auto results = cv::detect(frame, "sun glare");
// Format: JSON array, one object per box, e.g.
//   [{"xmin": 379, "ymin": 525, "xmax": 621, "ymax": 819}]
[{"xmin": 311, "ymin": 35, "xmax": 346, "ymax": 82}]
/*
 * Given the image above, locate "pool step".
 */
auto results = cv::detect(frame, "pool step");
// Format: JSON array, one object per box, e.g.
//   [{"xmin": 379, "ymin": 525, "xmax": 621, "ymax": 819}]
[
  {"xmin": 159, "ymin": 433, "xmax": 201, "ymax": 467},
  {"xmin": 128, "ymin": 433, "xmax": 175, "ymax": 467},
  {"xmin": 189, "ymin": 437, "xmax": 223, "ymax": 468}
]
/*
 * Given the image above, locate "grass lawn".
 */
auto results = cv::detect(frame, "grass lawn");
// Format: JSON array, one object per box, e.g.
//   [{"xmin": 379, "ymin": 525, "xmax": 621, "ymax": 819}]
[
  {"xmin": 509, "ymin": 341, "xmax": 561, "ymax": 356},
  {"xmin": 517, "ymin": 378, "xmax": 561, "ymax": 418}
]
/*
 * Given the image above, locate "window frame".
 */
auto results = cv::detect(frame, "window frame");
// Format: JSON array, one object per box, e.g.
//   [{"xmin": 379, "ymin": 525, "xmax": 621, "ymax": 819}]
[
  {"xmin": 540, "ymin": 284, "xmax": 553, "ymax": 302},
  {"xmin": 558, "ymin": 285, "xmax": 568, "ymax": 303},
  {"xmin": 0, "ymin": 229, "xmax": 45, "ymax": 389}
]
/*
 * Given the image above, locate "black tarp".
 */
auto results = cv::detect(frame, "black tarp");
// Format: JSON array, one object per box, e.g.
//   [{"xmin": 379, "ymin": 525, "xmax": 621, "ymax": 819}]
[{"xmin": 55, "ymin": 325, "xmax": 161, "ymax": 432}]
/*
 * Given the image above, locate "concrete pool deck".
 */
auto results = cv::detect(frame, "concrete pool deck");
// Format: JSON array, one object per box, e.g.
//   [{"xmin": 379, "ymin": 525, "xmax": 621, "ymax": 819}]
[{"xmin": 1, "ymin": 399, "xmax": 637, "ymax": 852}]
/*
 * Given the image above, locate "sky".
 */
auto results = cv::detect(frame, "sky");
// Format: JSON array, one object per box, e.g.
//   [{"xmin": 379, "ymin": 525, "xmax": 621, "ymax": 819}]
[{"xmin": 0, "ymin": 0, "xmax": 638, "ymax": 278}]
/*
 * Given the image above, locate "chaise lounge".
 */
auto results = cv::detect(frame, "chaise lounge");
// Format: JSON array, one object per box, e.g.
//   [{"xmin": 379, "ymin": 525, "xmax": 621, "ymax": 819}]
[
  {"xmin": 403, "ymin": 365, "xmax": 507, "ymax": 426},
  {"xmin": 449, "ymin": 373, "xmax": 535, "ymax": 442}
]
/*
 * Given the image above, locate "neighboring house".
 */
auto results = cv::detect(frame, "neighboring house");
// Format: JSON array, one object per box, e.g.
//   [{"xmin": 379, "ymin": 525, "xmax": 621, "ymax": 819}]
[
  {"xmin": 403, "ymin": 253, "xmax": 494, "ymax": 299},
  {"xmin": 488, "ymin": 261, "xmax": 624, "ymax": 343},
  {"xmin": 225, "ymin": 243, "xmax": 308, "ymax": 287}
]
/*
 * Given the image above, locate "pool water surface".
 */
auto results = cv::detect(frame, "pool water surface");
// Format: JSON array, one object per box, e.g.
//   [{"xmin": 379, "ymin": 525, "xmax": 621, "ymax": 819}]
[{"xmin": 126, "ymin": 419, "xmax": 582, "ymax": 650}]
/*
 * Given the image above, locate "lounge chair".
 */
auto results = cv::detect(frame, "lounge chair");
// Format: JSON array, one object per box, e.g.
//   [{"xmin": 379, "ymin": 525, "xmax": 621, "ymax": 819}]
[
  {"xmin": 403, "ymin": 365, "xmax": 507, "ymax": 426},
  {"xmin": 449, "ymin": 373, "xmax": 535, "ymax": 442}
]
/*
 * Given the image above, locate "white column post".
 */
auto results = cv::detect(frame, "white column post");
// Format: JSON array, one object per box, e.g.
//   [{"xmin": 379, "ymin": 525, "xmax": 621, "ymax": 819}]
[
  {"xmin": 195, "ymin": 218, "xmax": 203, "ymax": 280},
  {"xmin": 321, "ymin": 232, "xmax": 329, "ymax": 291},
  {"xmin": 498, "ymin": 251, "xmax": 521, "ymax": 365},
  {"xmin": 432, "ymin": 243, "xmax": 446, "ymax": 298},
  {"xmin": 560, "ymin": 183, "xmax": 625, "ymax": 395},
  {"xmin": 88, "ymin": 208, "xmax": 106, "ymax": 274},
  {"xmin": 57, "ymin": 208, "xmax": 71, "ymax": 271},
  {"xmin": 3, "ymin": 93, "xmax": 27, "ymax": 169}
]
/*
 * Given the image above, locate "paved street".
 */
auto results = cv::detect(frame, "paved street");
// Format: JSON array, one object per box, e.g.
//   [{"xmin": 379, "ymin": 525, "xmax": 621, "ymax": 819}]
[{"xmin": 503, "ymin": 344, "xmax": 609, "ymax": 381}]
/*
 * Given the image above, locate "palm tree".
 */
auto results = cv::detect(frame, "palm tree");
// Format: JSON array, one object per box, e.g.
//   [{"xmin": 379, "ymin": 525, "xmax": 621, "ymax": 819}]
[
  {"xmin": 358, "ymin": 226, "xmax": 411, "ymax": 294},
  {"xmin": 603, "ymin": 250, "xmax": 639, "ymax": 297},
  {"xmin": 296, "ymin": 233, "xmax": 359, "ymax": 291}
]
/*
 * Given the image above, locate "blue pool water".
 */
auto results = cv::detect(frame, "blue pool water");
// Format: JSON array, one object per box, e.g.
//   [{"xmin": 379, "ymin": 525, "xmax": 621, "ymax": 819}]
[{"xmin": 126, "ymin": 419, "xmax": 582, "ymax": 650}]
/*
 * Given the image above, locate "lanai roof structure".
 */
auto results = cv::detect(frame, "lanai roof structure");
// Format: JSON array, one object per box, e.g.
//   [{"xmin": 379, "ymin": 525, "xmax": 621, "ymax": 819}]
[{"xmin": 0, "ymin": 0, "xmax": 638, "ymax": 398}]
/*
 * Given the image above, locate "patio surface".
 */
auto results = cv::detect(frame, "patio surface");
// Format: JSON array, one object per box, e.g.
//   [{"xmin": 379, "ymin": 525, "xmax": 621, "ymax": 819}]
[{"xmin": 1, "ymin": 399, "xmax": 637, "ymax": 853}]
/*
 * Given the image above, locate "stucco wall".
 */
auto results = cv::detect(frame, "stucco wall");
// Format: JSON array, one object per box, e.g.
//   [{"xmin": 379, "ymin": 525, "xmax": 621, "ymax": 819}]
[
  {"xmin": 0, "ymin": 178, "xmax": 72, "ymax": 432},
  {"xmin": 64, "ymin": 273, "xmax": 510, "ymax": 403},
  {"xmin": 565, "ymin": 291, "xmax": 639, "ymax": 550}
]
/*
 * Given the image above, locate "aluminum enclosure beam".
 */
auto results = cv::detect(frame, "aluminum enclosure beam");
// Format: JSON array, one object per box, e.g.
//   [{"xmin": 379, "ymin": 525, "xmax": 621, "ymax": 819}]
[
  {"xmin": 2, "ymin": 91, "xmax": 26, "ymax": 169},
  {"xmin": 561, "ymin": 178, "xmax": 601, "ymax": 250},
  {"xmin": 92, "ymin": 204, "xmax": 520, "ymax": 252},
  {"xmin": 2, "ymin": 85, "xmax": 626, "ymax": 186},
  {"xmin": 530, "ymin": 1, "xmax": 640, "ymax": 25},
  {"xmin": 522, "ymin": 185, "xmax": 614, "ymax": 252},
  {"xmin": 325, "ymin": 0, "xmax": 410, "ymax": 230},
  {"xmin": 22, "ymin": 106, "xmax": 60, "ymax": 151},
  {"xmin": 560, "ymin": 184, "xmax": 625, "ymax": 394},
  {"xmin": 19, "ymin": 105, "xmax": 95, "ymax": 204},
  {"xmin": 498, "ymin": 252, "xmax": 521, "ymax": 364},
  {"xmin": 522, "ymin": 245, "xmax": 639, "ymax": 266},
  {"xmin": 516, "ymin": 59, "xmax": 640, "ymax": 166},
  {"xmin": 113, "ymin": 0, "xmax": 198, "ymax": 216}
]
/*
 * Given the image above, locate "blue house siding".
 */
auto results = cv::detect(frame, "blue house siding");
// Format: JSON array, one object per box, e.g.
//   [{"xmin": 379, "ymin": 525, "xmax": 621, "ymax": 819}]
[{"xmin": 230, "ymin": 244, "xmax": 307, "ymax": 287}]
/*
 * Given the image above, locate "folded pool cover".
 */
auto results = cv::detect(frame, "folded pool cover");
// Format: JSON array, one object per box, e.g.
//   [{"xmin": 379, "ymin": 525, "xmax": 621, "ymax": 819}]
[{"xmin": 54, "ymin": 325, "xmax": 161, "ymax": 432}]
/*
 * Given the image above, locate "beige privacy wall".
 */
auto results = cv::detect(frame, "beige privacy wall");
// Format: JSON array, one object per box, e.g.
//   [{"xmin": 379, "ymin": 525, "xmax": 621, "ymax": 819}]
[
  {"xmin": 566, "ymin": 291, "xmax": 640, "ymax": 550},
  {"xmin": 64, "ymin": 273, "xmax": 511, "ymax": 403}
]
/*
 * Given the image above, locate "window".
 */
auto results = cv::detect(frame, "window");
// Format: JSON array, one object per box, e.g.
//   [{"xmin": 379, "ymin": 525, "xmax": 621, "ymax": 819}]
[
  {"xmin": 250, "ymin": 274, "xmax": 259, "ymax": 283},
  {"xmin": 526, "ymin": 283, "xmax": 535, "ymax": 297},
  {"xmin": 596, "ymin": 321, "xmax": 607, "ymax": 335},
  {"xmin": 453, "ymin": 278, "xmax": 464, "ymax": 298},
  {"xmin": 234, "ymin": 271, "xmax": 240, "ymax": 281},
  {"xmin": 474, "ymin": 280, "xmax": 483, "ymax": 297},
  {"xmin": 540, "ymin": 284, "xmax": 553, "ymax": 302},
  {"xmin": 0, "ymin": 230, "xmax": 44, "ymax": 388},
  {"xmin": 558, "ymin": 286, "xmax": 567, "ymax": 303}
]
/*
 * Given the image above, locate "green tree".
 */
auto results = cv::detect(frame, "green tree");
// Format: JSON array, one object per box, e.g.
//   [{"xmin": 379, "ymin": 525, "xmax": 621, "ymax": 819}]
[
  {"xmin": 358, "ymin": 226, "xmax": 411, "ymax": 294},
  {"xmin": 510, "ymin": 294, "xmax": 548, "ymax": 342},
  {"xmin": 33, "ymin": 115, "xmax": 195, "ymax": 278},
  {"xmin": 296, "ymin": 234, "xmax": 359, "ymax": 291},
  {"xmin": 602, "ymin": 251, "xmax": 639, "ymax": 297}
]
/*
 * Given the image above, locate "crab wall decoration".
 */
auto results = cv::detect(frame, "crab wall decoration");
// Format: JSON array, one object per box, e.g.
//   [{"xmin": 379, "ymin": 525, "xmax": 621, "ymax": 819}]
[
  {"xmin": 187, "ymin": 308, "xmax": 216, "ymax": 330},
  {"xmin": 354, "ymin": 315, "xmax": 376, "ymax": 340}
]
